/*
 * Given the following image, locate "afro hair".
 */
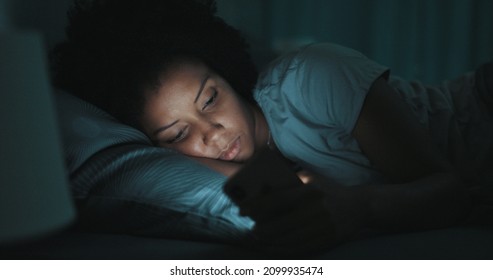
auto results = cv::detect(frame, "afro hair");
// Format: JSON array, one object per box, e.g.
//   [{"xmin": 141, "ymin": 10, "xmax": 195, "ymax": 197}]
[{"xmin": 50, "ymin": 0, "xmax": 258, "ymax": 127}]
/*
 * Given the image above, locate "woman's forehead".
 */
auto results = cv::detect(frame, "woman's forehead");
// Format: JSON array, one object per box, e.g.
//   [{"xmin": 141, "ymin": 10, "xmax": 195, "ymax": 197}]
[
  {"xmin": 160, "ymin": 56, "xmax": 209, "ymax": 80},
  {"xmin": 144, "ymin": 61, "xmax": 210, "ymax": 115},
  {"xmin": 156, "ymin": 59, "xmax": 210, "ymax": 93}
]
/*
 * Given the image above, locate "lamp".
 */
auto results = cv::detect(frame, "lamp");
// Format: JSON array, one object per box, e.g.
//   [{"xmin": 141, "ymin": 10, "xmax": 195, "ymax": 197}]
[{"xmin": 0, "ymin": 30, "xmax": 75, "ymax": 244}]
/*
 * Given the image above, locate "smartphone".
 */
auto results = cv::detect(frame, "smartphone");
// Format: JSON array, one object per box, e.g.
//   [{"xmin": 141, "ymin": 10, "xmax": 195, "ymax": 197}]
[{"xmin": 223, "ymin": 147, "xmax": 303, "ymax": 204}]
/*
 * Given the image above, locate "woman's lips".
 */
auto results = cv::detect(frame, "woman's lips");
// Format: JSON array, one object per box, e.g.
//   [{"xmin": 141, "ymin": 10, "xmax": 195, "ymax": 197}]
[{"xmin": 219, "ymin": 137, "xmax": 241, "ymax": 161}]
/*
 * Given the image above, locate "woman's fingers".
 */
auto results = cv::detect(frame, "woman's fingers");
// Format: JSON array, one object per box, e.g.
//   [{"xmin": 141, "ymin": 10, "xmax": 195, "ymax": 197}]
[
  {"xmin": 235, "ymin": 180, "xmax": 368, "ymax": 251},
  {"xmin": 238, "ymin": 185, "xmax": 338, "ymax": 249}
]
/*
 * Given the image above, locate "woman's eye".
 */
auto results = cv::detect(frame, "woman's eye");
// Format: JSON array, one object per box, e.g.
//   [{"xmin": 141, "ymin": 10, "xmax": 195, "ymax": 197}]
[
  {"xmin": 166, "ymin": 129, "xmax": 186, "ymax": 144},
  {"xmin": 202, "ymin": 89, "xmax": 218, "ymax": 110}
]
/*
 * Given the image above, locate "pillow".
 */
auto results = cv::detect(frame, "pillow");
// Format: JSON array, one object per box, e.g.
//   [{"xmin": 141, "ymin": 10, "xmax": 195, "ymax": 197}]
[{"xmin": 55, "ymin": 91, "xmax": 254, "ymax": 242}]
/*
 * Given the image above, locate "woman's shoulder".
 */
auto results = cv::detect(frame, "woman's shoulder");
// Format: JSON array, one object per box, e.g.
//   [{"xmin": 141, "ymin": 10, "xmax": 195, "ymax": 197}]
[
  {"xmin": 254, "ymin": 42, "xmax": 389, "ymax": 127},
  {"xmin": 254, "ymin": 43, "xmax": 370, "ymax": 117},
  {"xmin": 255, "ymin": 44, "xmax": 329, "ymax": 87}
]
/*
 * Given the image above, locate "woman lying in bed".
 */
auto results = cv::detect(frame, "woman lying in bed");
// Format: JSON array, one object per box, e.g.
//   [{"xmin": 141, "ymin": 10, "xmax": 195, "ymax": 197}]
[{"xmin": 51, "ymin": 0, "xmax": 493, "ymax": 252}]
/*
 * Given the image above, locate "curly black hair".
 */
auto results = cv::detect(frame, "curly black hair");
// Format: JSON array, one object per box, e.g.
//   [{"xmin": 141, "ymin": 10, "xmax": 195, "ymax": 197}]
[{"xmin": 50, "ymin": 0, "xmax": 258, "ymax": 128}]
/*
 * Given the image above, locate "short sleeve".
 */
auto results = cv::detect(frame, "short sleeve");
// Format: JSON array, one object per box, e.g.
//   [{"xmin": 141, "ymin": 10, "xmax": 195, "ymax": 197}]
[
  {"xmin": 254, "ymin": 44, "xmax": 389, "ymax": 185},
  {"xmin": 293, "ymin": 43, "xmax": 389, "ymax": 132}
]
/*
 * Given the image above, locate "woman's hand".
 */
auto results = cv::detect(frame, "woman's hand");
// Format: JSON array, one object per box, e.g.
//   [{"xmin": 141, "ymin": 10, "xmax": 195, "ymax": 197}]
[
  {"xmin": 238, "ymin": 171, "xmax": 371, "ymax": 254},
  {"xmin": 239, "ymin": 185, "xmax": 337, "ymax": 254},
  {"xmin": 193, "ymin": 154, "xmax": 370, "ymax": 252},
  {"xmin": 299, "ymin": 171, "xmax": 372, "ymax": 241}
]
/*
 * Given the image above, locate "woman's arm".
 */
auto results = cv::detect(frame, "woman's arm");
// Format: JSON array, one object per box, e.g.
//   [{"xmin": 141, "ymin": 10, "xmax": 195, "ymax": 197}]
[
  {"xmin": 352, "ymin": 76, "xmax": 450, "ymax": 181},
  {"xmin": 239, "ymin": 77, "xmax": 473, "ymax": 253},
  {"xmin": 360, "ymin": 172, "xmax": 470, "ymax": 231},
  {"xmin": 350, "ymin": 76, "xmax": 471, "ymax": 230}
]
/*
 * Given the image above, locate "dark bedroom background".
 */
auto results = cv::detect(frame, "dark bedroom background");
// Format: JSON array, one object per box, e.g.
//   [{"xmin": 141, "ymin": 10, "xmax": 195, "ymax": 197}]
[{"xmin": 2, "ymin": 0, "xmax": 492, "ymax": 84}]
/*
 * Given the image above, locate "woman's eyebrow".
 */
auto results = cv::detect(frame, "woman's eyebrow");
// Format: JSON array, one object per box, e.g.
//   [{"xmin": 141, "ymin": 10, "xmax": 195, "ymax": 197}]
[
  {"xmin": 153, "ymin": 74, "xmax": 210, "ymax": 136},
  {"xmin": 153, "ymin": 120, "xmax": 179, "ymax": 136},
  {"xmin": 193, "ymin": 74, "xmax": 210, "ymax": 103}
]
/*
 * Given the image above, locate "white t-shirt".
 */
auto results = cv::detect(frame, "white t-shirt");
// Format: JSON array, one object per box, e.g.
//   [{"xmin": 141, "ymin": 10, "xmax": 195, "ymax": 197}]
[{"xmin": 254, "ymin": 43, "xmax": 492, "ymax": 186}]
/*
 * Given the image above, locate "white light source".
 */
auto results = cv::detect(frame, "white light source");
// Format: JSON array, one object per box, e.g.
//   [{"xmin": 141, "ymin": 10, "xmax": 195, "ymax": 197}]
[{"xmin": 0, "ymin": 30, "xmax": 75, "ymax": 244}]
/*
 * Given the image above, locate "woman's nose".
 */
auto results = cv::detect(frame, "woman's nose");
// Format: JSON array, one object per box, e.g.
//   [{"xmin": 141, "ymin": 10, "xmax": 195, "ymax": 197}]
[{"xmin": 202, "ymin": 121, "xmax": 224, "ymax": 146}]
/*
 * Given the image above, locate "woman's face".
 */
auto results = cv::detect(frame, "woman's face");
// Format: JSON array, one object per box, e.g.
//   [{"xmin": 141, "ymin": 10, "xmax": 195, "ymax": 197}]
[{"xmin": 140, "ymin": 59, "xmax": 267, "ymax": 162}]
